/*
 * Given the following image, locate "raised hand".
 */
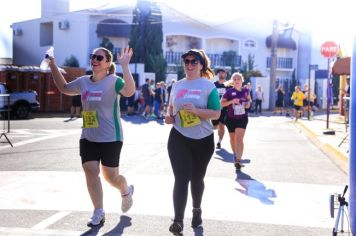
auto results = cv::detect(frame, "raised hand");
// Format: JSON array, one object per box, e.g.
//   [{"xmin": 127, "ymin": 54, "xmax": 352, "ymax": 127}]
[{"xmin": 117, "ymin": 47, "xmax": 133, "ymax": 66}]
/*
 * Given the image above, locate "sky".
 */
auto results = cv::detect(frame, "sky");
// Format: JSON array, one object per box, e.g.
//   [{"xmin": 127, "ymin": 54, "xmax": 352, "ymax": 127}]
[{"xmin": 1, "ymin": 0, "xmax": 355, "ymax": 59}]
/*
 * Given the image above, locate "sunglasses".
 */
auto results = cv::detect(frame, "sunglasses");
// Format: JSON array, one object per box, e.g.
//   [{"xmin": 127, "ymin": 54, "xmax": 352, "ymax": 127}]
[
  {"xmin": 90, "ymin": 54, "xmax": 105, "ymax": 62},
  {"xmin": 183, "ymin": 59, "xmax": 199, "ymax": 66}
]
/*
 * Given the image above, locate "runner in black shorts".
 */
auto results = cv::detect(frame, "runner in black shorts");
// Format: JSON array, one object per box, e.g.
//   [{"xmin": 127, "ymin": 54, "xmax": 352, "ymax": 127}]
[
  {"xmin": 221, "ymin": 72, "xmax": 250, "ymax": 170},
  {"xmin": 212, "ymin": 68, "xmax": 228, "ymax": 149}
]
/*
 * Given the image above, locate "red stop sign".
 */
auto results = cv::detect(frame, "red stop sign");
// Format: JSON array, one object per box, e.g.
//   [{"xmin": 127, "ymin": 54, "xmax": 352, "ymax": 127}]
[{"xmin": 320, "ymin": 41, "xmax": 339, "ymax": 58}]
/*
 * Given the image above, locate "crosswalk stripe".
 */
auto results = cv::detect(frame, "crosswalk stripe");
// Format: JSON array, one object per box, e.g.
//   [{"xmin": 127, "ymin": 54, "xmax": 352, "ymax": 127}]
[
  {"xmin": 0, "ymin": 171, "xmax": 343, "ymax": 229},
  {"xmin": 0, "ymin": 130, "xmax": 79, "ymax": 150},
  {"xmin": 31, "ymin": 211, "xmax": 71, "ymax": 230}
]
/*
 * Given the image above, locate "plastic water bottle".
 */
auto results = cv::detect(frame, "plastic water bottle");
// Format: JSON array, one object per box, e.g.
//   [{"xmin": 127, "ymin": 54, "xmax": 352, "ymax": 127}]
[{"xmin": 40, "ymin": 46, "xmax": 54, "ymax": 71}]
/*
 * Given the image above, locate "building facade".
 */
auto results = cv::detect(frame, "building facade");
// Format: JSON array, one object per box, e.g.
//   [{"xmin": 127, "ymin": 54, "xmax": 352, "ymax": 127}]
[{"xmin": 11, "ymin": 0, "xmax": 311, "ymax": 106}]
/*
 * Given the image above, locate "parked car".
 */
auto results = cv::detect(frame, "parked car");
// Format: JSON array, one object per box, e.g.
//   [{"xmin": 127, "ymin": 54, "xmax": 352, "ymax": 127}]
[{"xmin": 0, "ymin": 83, "xmax": 40, "ymax": 119}]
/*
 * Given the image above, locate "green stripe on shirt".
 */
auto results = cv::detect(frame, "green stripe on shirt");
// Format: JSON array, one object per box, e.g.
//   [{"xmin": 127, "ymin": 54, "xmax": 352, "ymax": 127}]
[
  {"xmin": 115, "ymin": 77, "xmax": 125, "ymax": 93},
  {"xmin": 113, "ymin": 97, "xmax": 121, "ymax": 141},
  {"xmin": 207, "ymin": 87, "xmax": 221, "ymax": 110}
]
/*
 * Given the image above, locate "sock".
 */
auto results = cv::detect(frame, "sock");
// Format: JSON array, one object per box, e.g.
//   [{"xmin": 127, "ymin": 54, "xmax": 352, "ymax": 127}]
[
  {"xmin": 94, "ymin": 208, "xmax": 104, "ymax": 215},
  {"xmin": 122, "ymin": 186, "xmax": 131, "ymax": 197},
  {"xmin": 218, "ymin": 138, "xmax": 222, "ymax": 143}
]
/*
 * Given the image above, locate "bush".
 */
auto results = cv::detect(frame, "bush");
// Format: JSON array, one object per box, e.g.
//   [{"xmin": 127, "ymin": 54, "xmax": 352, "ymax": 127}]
[{"xmin": 63, "ymin": 55, "xmax": 79, "ymax": 67}]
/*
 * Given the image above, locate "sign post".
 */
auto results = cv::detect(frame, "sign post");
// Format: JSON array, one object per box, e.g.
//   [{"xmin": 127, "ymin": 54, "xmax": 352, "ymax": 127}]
[{"xmin": 320, "ymin": 41, "xmax": 338, "ymax": 131}]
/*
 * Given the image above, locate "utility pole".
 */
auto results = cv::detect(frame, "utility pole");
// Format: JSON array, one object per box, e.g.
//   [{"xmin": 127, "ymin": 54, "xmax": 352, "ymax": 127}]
[{"xmin": 269, "ymin": 20, "xmax": 278, "ymax": 111}]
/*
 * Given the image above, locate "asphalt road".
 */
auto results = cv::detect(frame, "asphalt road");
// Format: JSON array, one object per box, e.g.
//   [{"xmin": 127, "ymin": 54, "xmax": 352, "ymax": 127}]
[{"xmin": 0, "ymin": 114, "xmax": 349, "ymax": 235}]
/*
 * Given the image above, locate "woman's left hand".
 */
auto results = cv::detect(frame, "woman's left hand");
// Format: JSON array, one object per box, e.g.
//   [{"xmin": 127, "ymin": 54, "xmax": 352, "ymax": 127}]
[{"xmin": 117, "ymin": 47, "xmax": 133, "ymax": 66}]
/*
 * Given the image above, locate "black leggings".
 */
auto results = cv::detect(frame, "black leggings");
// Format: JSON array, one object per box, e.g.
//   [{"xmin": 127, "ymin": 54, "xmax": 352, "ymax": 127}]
[{"xmin": 167, "ymin": 128, "xmax": 214, "ymax": 222}]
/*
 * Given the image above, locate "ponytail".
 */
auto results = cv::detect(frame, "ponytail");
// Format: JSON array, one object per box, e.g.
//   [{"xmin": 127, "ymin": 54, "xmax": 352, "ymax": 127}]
[
  {"xmin": 108, "ymin": 63, "xmax": 116, "ymax": 75},
  {"xmin": 198, "ymin": 49, "xmax": 215, "ymax": 79}
]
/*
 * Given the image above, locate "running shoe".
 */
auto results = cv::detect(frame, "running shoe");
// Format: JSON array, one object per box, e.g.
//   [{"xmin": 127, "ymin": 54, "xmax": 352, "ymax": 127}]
[
  {"xmin": 169, "ymin": 221, "xmax": 183, "ymax": 235},
  {"xmin": 87, "ymin": 209, "xmax": 105, "ymax": 227},
  {"xmin": 121, "ymin": 185, "xmax": 134, "ymax": 213},
  {"xmin": 216, "ymin": 142, "xmax": 221, "ymax": 149},
  {"xmin": 191, "ymin": 208, "xmax": 202, "ymax": 228}
]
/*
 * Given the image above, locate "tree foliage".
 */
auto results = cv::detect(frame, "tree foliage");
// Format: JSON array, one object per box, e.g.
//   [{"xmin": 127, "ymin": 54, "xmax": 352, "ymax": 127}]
[
  {"xmin": 63, "ymin": 55, "xmax": 79, "ymax": 67},
  {"xmin": 100, "ymin": 37, "xmax": 114, "ymax": 56},
  {"xmin": 241, "ymin": 53, "xmax": 263, "ymax": 84},
  {"xmin": 129, "ymin": 0, "xmax": 166, "ymax": 81}
]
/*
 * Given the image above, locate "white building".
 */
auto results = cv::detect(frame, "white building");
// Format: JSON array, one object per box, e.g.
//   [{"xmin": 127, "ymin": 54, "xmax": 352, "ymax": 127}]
[{"xmin": 11, "ymin": 0, "xmax": 312, "ymax": 104}]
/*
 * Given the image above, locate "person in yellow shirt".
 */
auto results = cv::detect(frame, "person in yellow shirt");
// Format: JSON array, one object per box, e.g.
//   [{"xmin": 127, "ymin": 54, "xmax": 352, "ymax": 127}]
[{"xmin": 291, "ymin": 85, "xmax": 304, "ymax": 120}]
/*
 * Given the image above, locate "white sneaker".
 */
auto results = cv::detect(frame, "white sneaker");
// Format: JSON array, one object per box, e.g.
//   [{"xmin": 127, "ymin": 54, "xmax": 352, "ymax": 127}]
[
  {"xmin": 87, "ymin": 209, "xmax": 105, "ymax": 227},
  {"xmin": 121, "ymin": 185, "xmax": 134, "ymax": 213}
]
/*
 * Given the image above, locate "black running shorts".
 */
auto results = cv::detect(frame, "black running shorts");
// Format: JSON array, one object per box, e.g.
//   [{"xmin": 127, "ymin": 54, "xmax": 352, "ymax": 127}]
[
  {"xmin": 80, "ymin": 139, "xmax": 123, "ymax": 167},
  {"xmin": 225, "ymin": 116, "xmax": 248, "ymax": 132}
]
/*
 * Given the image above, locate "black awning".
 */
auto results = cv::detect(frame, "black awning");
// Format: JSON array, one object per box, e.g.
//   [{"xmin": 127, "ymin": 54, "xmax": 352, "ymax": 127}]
[
  {"xmin": 96, "ymin": 19, "xmax": 131, "ymax": 37},
  {"xmin": 266, "ymin": 34, "xmax": 297, "ymax": 50}
]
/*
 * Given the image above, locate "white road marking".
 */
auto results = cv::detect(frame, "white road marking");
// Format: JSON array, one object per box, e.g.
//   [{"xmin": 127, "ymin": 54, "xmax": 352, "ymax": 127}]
[
  {"xmin": 0, "ymin": 130, "xmax": 79, "ymax": 150},
  {"xmin": 31, "ymin": 211, "xmax": 71, "ymax": 230},
  {"xmin": 0, "ymin": 171, "xmax": 343, "ymax": 229}
]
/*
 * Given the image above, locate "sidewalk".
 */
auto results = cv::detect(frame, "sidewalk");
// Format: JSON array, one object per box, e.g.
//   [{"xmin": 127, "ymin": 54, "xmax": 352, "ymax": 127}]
[{"xmin": 295, "ymin": 111, "xmax": 349, "ymax": 174}]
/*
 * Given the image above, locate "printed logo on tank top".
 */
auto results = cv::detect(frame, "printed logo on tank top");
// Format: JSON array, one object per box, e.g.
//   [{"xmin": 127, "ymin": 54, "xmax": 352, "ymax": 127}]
[
  {"xmin": 83, "ymin": 90, "xmax": 103, "ymax": 101},
  {"xmin": 176, "ymin": 89, "xmax": 202, "ymax": 99}
]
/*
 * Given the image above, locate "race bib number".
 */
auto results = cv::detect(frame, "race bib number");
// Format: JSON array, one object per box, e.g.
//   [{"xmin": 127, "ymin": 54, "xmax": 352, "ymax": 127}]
[
  {"xmin": 233, "ymin": 104, "xmax": 245, "ymax": 115},
  {"xmin": 82, "ymin": 111, "xmax": 99, "ymax": 128},
  {"xmin": 178, "ymin": 110, "xmax": 201, "ymax": 128}
]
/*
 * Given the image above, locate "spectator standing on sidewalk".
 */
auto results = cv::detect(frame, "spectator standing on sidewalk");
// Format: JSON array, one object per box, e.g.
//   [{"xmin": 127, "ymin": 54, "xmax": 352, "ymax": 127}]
[
  {"xmin": 165, "ymin": 49, "xmax": 220, "ymax": 235},
  {"xmin": 303, "ymin": 86, "xmax": 317, "ymax": 119},
  {"xmin": 212, "ymin": 68, "xmax": 228, "ymax": 149},
  {"xmin": 48, "ymin": 47, "xmax": 135, "ymax": 227},
  {"xmin": 254, "ymin": 84, "xmax": 264, "ymax": 114},
  {"xmin": 291, "ymin": 85, "xmax": 304, "ymax": 121},
  {"xmin": 70, "ymin": 94, "xmax": 82, "ymax": 119},
  {"xmin": 153, "ymin": 81, "xmax": 164, "ymax": 119},
  {"xmin": 141, "ymin": 78, "xmax": 154, "ymax": 118},
  {"xmin": 274, "ymin": 84, "xmax": 285, "ymax": 115},
  {"xmin": 221, "ymin": 72, "xmax": 250, "ymax": 170}
]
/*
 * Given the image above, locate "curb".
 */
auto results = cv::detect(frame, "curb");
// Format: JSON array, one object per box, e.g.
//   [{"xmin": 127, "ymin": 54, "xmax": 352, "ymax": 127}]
[{"xmin": 295, "ymin": 121, "xmax": 349, "ymax": 174}]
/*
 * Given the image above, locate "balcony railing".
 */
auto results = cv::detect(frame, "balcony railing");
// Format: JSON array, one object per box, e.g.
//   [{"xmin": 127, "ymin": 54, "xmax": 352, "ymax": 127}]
[
  {"xmin": 266, "ymin": 57, "xmax": 293, "ymax": 69},
  {"xmin": 165, "ymin": 51, "xmax": 241, "ymax": 68}
]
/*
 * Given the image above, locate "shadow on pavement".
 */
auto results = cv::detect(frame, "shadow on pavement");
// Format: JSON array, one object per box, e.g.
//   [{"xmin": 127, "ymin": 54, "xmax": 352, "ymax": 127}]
[
  {"xmin": 102, "ymin": 215, "xmax": 132, "ymax": 236},
  {"xmin": 235, "ymin": 170, "xmax": 276, "ymax": 205},
  {"xmin": 214, "ymin": 149, "xmax": 233, "ymax": 163},
  {"xmin": 121, "ymin": 114, "xmax": 165, "ymax": 125},
  {"xmin": 79, "ymin": 215, "xmax": 132, "ymax": 236},
  {"xmin": 214, "ymin": 149, "xmax": 251, "ymax": 165},
  {"xmin": 80, "ymin": 225, "xmax": 102, "ymax": 236}
]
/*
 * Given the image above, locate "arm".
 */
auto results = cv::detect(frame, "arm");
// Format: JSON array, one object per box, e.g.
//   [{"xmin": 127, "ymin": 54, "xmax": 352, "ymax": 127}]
[
  {"xmin": 165, "ymin": 104, "xmax": 175, "ymax": 124},
  {"xmin": 221, "ymin": 97, "xmax": 234, "ymax": 107},
  {"xmin": 117, "ymin": 47, "xmax": 135, "ymax": 97},
  {"xmin": 165, "ymin": 87, "xmax": 175, "ymax": 124},
  {"xmin": 245, "ymin": 94, "xmax": 251, "ymax": 109},
  {"xmin": 183, "ymin": 103, "xmax": 220, "ymax": 120},
  {"xmin": 48, "ymin": 58, "xmax": 78, "ymax": 95},
  {"xmin": 183, "ymin": 88, "xmax": 221, "ymax": 120}
]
